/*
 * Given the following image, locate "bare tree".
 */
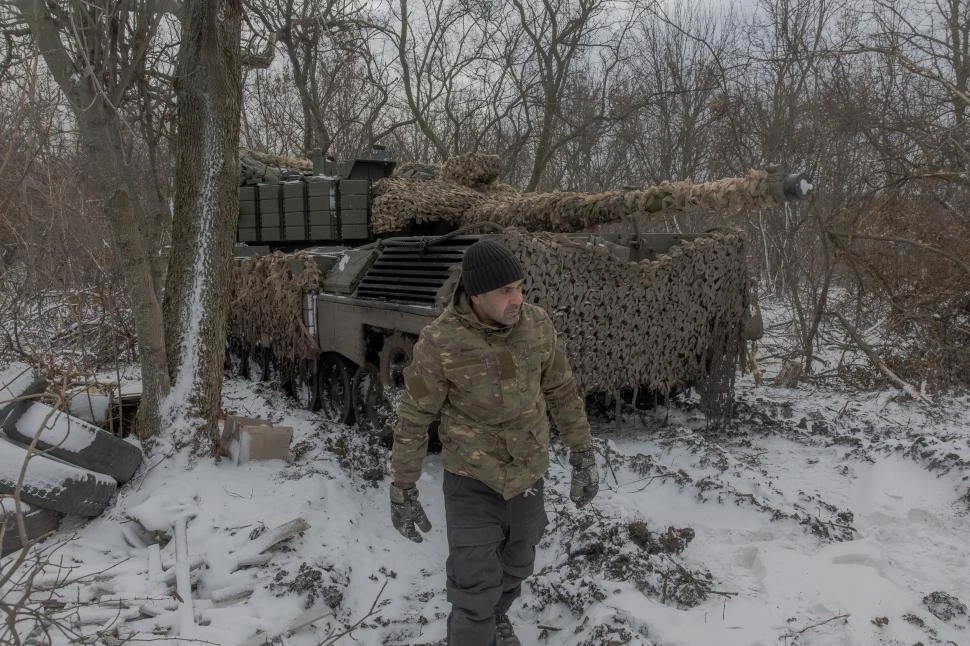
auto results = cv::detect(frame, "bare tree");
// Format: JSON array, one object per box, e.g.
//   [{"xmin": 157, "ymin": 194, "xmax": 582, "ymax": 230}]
[
  {"xmin": 7, "ymin": 1, "xmax": 245, "ymax": 446},
  {"xmin": 622, "ymin": 1, "xmax": 735, "ymax": 185},
  {"xmin": 376, "ymin": 0, "xmax": 494, "ymax": 162},
  {"xmin": 246, "ymin": 0, "xmax": 390, "ymax": 157},
  {"xmin": 498, "ymin": 0, "xmax": 647, "ymax": 190},
  {"xmin": 9, "ymin": 0, "xmax": 175, "ymax": 438}
]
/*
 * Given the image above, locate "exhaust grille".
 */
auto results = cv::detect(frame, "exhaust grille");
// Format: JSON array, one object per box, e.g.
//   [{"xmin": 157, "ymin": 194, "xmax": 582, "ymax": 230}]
[{"xmin": 356, "ymin": 236, "xmax": 481, "ymax": 305}]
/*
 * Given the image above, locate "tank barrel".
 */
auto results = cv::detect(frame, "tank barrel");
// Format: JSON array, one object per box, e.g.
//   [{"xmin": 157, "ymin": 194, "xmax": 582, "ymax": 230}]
[
  {"xmin": 371, "ymin": 165, "xmax": 814, "ymax": 235},
  {"xmin": 766, "ymin": 164, "xmax": 814, "ymax": 203}
]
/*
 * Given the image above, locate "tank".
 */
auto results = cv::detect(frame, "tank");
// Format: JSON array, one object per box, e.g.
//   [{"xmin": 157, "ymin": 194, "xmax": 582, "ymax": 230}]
[{"xmin": 229, "ymin": 150, "xmax": 812, "ymax": 437}]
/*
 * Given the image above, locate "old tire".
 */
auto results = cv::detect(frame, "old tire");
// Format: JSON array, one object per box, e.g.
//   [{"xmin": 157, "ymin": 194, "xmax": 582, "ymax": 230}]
[
  {"xmin": 247, "ymin": 343, "xmax": 271, "ymax": 382},
  {"xmin": 0, "ymin": 437, "xmax": 117, "ymax": 517},
  {"xmin": 0, "ymin": 378, "xmax": 49, "ymax": 433},
  {"xmin": 378, "ymin": 333, "xmax": 415, "ymax": 392},
  {"xmin": 351, "ymin": 364, "xmax": 394, "ymax": 444},
  {"xmin": 2, "ymin": 504, "xmax": 61, "ymax": 556},
  {"xmin": 225, "ymin": 336, "xmax": 248, "ymax": 378},
  {"xmin": 5, "ymin": 403, "xmax": 143, "ymax": 483},
  {"xmin": 318, "ymin": 353, "xmax": 354, "ymax": 424}
]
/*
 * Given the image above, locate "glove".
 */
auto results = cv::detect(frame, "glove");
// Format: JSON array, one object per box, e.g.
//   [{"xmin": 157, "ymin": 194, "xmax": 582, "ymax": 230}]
[
  {"xmin": 569, "ymin": 450, "xmax": 599, "ymax": 507},
  {"xmin": 390, "ymin": 482, "xmax": 432, "ymax": 542}
]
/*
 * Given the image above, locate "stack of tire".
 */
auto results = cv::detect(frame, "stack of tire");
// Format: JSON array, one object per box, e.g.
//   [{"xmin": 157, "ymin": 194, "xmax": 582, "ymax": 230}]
[{"xmin": 0, "ymin": 376, "xmax": 143, "ymax": 555}]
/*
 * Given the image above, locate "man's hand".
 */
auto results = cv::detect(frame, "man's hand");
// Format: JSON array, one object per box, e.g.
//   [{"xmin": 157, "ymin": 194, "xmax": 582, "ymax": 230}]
[
  {"xmin": 390, "ymin": 482, "xmax": 432, "ymax": 542},
  {"xmin": 568, "ymin": 450, "xmax": 599, "ymax": 507}
]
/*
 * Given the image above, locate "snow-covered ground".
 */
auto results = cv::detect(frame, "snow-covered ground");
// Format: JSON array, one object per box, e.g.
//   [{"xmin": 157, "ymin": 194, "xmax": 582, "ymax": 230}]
[{"xmin": 3, "ymin": 330, "xmax": 970, "ymax": 645}]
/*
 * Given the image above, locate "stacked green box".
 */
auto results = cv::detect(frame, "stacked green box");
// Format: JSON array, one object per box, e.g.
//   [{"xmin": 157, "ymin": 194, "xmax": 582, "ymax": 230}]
[
  {"xmin": 258, "ymin": 184, "xmax": 281, "ymax": 242},
  {"xmin": 339, "ymin": 179, "xmax": 369, "ymax": 240},
  {"xmin": 239, "ymin": 186, "xmax": 258, "ymax": 242},
  {"xmin": 307, "ymin": 179, "xmax": 337, "ymax": 241},
  {"xmin": 282, "ymin": 181, "xmax": 307, "ymax": 241}
]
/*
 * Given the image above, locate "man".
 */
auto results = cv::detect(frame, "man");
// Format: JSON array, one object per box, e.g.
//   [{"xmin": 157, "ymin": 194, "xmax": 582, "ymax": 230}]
[{"xmin": 389, "ymin": 237, "xmax": 599, "ymax": 646}]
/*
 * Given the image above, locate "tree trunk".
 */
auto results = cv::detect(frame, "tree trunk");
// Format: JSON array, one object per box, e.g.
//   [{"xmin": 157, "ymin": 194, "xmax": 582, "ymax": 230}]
[
  {"xmin": 164, "ymin": 0, "xmax": 243, "ymax": 449},
  {"xmin": 81, "ymin": 112, "xmax": 170, "ymax": 441}
]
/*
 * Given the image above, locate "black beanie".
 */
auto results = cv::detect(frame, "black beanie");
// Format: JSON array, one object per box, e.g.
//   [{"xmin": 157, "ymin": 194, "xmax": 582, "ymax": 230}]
[{"xmin": 461, "ymin": 239, "xmax": 524, "ymax": 296}]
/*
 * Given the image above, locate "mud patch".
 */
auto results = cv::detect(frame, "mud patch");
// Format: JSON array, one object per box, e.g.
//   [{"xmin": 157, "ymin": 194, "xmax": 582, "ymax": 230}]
[
  {"xmin": 322, "ymin": 427, "xmax": 389, "ymax": 488},
  {"xmin": 269, "ymin": 561, "xmax": 349, "ymax": 612},
  {"xmin": 923, "ymin": 591, "xmax": 968, "ymax": 625}
]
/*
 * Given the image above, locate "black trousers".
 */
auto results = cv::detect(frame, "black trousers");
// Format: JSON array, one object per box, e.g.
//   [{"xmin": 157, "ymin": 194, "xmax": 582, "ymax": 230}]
[{"xmin": 443, "ymin": 471, "xmax": 548, "ymax": 646}]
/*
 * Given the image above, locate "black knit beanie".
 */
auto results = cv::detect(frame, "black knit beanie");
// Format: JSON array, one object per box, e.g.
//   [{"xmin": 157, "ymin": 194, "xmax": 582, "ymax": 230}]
[{"xmin": 461, "ymin": 239, "xmax": 524, "ymax": 297}]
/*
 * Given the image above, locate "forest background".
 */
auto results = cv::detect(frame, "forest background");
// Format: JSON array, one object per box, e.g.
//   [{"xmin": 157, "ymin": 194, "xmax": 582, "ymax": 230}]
[{"xmin": 0, "ymin": 0, "xmax": 968, "ymax": 444}]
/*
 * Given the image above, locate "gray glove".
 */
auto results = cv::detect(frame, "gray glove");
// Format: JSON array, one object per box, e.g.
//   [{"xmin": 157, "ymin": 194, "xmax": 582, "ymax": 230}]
[
  {"xmin": 390, "ymin": 482, "xmax": 432, "ymax": 542},
  {"xmin": 569, "ymin": 450, "xmax": 599, "ymax": 507}
]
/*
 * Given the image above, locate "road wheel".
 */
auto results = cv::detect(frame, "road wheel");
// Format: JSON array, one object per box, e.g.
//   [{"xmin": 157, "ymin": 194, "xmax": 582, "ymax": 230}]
[
  {"xmin": 351, "ymin": 364, "xmax": 393, "ymax": 444},
  {"xmin": 247, "ymin": 343, "xmax": 271, "ymax": 382},
  {"xmin": 378, "ymin": 333, "xmax": 414, "ymax": 392},
  {"xmin": 318, "ymin": 353, "xmax": 354, "ymax": 424},
  {"xmin": 288, "ymin": 359, "xmax": 319, "ymax": 411},
  {"xmin": 225, "ymin": 336, "xmax": 247, "ymax": 378}
]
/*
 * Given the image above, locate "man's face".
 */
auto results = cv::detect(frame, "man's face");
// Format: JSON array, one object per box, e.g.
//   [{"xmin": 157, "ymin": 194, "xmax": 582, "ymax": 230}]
[{"xmin": 470, "ymin": 280, "xmax": 525, "ymax": 326}]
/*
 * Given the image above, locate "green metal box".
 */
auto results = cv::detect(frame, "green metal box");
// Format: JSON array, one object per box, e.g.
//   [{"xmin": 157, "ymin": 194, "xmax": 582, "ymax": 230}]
[
  {"xmin": 307, "ymin": 179, "xmax": 336, "ymax": 214},
  {"xmin": 341, "ymin": 209, "xmax": 368, "ymax": 226},
  {"xmin": 239, "ymin": 187, "xmax": 257, "ymax": 228},
  {"xmin": 260, "ymin": 211, "xmax": 280, "ymax": 228},
  {"xmin": 310, "ymin": 225, "xmax": 336, "ymax": 240},
  {"xmin": 258, "ymin": 184, "xmax": 280, "ymax": 214},
  {"xmin": 238, "ymin": 227, "xmax": 259, "ymax": 243},
  {"xmin": 341, "ymin": 223, "xmax": 369, "ymax": 240}
]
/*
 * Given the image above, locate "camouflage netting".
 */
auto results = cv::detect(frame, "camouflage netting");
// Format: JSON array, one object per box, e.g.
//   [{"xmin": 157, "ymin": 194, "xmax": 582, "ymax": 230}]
[
  {"xmin": 438, "ymin": 152, "xmax": 503, "ymax": 187},
  {"xmin": 371, "ymin": 179, "xmax": 488, "ymax": 233},
  {"xmin": 501, "ymin": 229, "xmax": 748, "ymax": 418},
  {"xmin": 228, "ymin": 251, "xmax": 322, "ymax": 363},
  {"xmin": 239, "ymin": 148, "xmax": 314, "ymax": 186},
  {"xmin": 372, "ymin": 161, "xmax": 788, "ymax": 235}
]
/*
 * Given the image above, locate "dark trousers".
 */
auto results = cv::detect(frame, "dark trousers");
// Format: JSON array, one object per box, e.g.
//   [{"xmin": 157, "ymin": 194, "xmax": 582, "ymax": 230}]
[{"xmin": 443, "ymin": 471, "xmax": 548, "ymax": 646}]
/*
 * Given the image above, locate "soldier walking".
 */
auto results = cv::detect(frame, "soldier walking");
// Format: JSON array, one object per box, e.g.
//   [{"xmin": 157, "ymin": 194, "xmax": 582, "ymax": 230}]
[{"xmin": 389, "ymin": 238, "xmax": 599, "ymax": 646}]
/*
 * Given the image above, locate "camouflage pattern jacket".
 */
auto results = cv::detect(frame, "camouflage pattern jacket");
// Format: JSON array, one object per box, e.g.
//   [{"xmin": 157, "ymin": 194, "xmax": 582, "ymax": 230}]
[{"xmin": 390, "ymin": 291, "xmax": 593, "ymax": 500}]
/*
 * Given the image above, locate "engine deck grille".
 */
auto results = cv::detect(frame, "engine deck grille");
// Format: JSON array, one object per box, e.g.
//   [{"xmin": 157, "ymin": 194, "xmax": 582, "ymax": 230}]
[{"xmin": 355, "ymin": 235, "xmax": 482, "ymax": 305}]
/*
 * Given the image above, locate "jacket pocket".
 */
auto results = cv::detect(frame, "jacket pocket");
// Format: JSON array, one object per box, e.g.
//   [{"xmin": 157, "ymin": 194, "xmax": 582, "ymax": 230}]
[{"xmin": 443, "ymin": 353, "xmax": 503, "ymax": 419}]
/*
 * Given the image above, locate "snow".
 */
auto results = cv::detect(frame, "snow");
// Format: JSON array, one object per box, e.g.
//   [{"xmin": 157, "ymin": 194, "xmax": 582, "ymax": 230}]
[
  {"xmin": 337, "ymin": 251, "xmax": 351, "ymax": 271},
  {"xmin": 15, "ymin": 403, "xmax": 100, "ymax": 452},
  {"xmin": 68, "ymin": 391, "xmax": 111, "ymax": 425},
  {"xmin": 3, "ymin": 331, "xmax": 970, "ymax": 645}
]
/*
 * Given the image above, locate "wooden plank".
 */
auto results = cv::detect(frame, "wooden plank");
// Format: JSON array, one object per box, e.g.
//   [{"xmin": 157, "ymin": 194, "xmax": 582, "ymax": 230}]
[
  {"xmin": 240, "ymin": 605, "xmax": 332, "ymax": 646},
  {"xmin": 174, "ymin": 516, "xmax": 195, "ymax": 636}
]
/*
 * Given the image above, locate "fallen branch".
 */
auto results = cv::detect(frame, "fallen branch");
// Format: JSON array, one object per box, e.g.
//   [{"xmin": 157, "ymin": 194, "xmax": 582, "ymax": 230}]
[
  {"xmin": 832, "ymin": 312, "xmax": 932, "ymax": 406},
  {"xmin": 229, "ymin": 518, "xmax": 309, "ymax": 572},
  {"xmin": 782, "ymin": 612, "xmax": 850, "ymax": 639},
  {"xmin": 173, "ymin": 515, "xmax": 195, "ymax": 636},
  {"xmin": 317, "ymin": 579, "xmax": 389, "ymax": 646},
  {"xmin": 241, "ymin": 605, "xmax": 332, "ymax": 646}
]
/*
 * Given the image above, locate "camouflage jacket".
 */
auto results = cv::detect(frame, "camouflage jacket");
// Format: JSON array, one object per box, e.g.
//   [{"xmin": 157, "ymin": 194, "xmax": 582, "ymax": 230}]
[{"xmin": 390, "ymin": 291, "xmax": 593, "ymax": 500}]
